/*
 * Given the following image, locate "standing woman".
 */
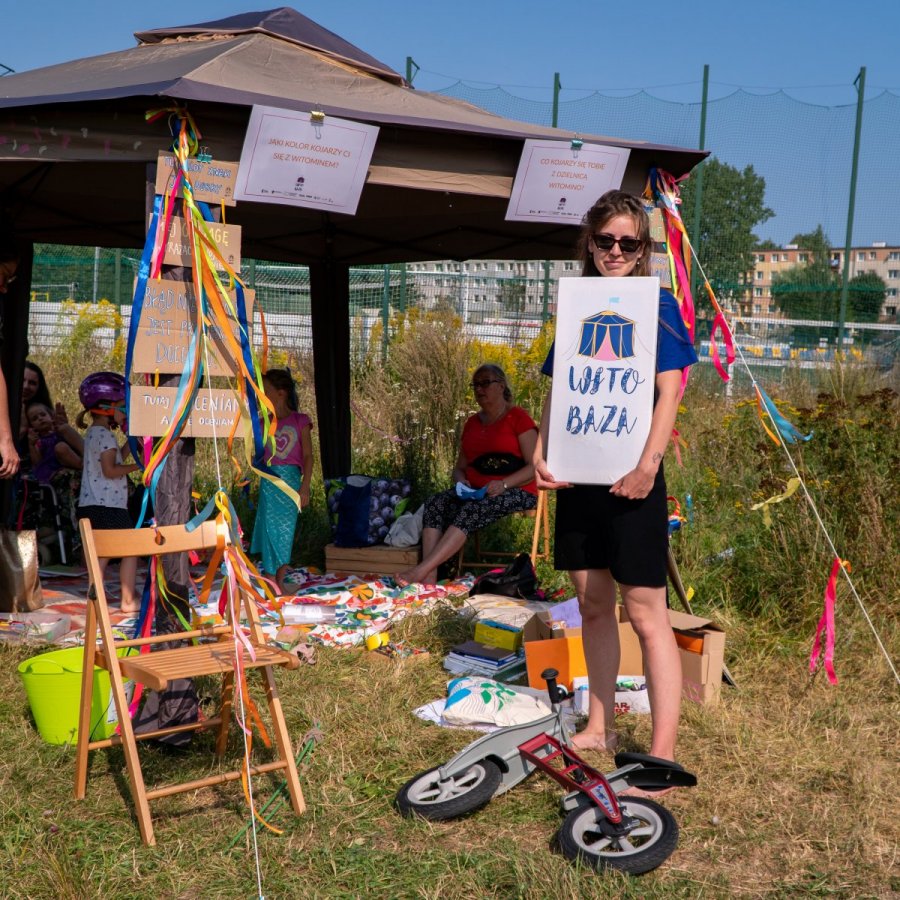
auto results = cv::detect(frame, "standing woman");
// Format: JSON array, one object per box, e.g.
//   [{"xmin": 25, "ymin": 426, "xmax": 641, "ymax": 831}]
[{"xmin": 534, "ymin": 191, "xmax": 697, "ymax": 779}]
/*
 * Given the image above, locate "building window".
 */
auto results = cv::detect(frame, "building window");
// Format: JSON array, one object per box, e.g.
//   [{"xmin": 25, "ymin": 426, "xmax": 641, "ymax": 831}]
[
  {"xmin": 563, "ymin": 261, "xmax": 574, "ymax": 271},
  {"xmin": 887, "ymin": 289, "xmax": 898, "ymax": 297},
  {"xmin": 799, "ymin": 254, "xmax": 808, "ymax": 263},
  {"xmin": 889, "ymin": 252, "xmax": 900, "ymax": 261},
  {"xmin": 781, "ymin": 254, "xmax": 789, "ymax": 262},
  {"xmin": 754, "ymin": 287, "xmax": 763, "ymax": 297},
  {"xmin": 870, "ymin": 251, "xmax": 877, "ymax": 259},
  {"xmin": 755, "ymin": 271, "xmax": 764, "ymax": 281},
  {"xmin": 886, "ymin": 306, "xmax": 897, "ymax": 315},
  {"xmin": 889, "ymin": 270, "xmax": 900, "ymax": 279},
  {"xmin": 857, "ymin": 252, "xmax": 865, "ymax": 261},
  {"xmin": 753, "ymin": 304, "xmax": 762, "ymax": 314},
  {"xmin": 771, "ymin": 254, "xmax": 779, "ymax": 263}
]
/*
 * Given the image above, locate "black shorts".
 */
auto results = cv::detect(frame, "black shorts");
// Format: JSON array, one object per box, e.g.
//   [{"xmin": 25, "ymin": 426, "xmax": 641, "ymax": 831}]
[
  {"xmin": 76, "ymin": 504, "xmax": 134, "ymax": 531},
  {"xmin": 553, "ymin": 467, "xmax": 668, "ymax": 587}
]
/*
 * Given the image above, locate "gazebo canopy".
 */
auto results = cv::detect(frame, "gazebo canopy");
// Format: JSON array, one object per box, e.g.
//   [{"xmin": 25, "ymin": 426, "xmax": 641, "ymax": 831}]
[{"xmin": 0, "ymin": 8, "xmax": 707, "ymax": 473}]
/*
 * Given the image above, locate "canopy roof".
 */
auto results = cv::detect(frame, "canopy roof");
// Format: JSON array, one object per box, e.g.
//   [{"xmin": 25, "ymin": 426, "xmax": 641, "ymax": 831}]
[{"xmin": 0, "ymin": 8, "xmax": 706, "ymax": 263}]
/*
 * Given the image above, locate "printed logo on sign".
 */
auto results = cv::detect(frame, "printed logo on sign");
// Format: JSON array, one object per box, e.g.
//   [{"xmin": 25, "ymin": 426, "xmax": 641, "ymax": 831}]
[{"xmin": 578, "ymin": 308, "xmax": 636, "ymax": 361}]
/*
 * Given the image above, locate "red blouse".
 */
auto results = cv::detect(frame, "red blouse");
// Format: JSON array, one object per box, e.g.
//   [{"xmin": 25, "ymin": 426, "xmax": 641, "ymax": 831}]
[{"xmin": 461, "ymin": 405, "xmax": 538, "ymax": 495}]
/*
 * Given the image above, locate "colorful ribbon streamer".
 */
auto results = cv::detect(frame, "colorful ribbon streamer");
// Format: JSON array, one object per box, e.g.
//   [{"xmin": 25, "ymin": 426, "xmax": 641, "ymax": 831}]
[
  {"xmin": 810, "ymin": 558, "xmax": 850, "ymax": 684},
  {"xmin": 754, "ymin": 385, "xmax": 813, "ymax": 446},
  {"xmin": 750, "ymin": 477, "xmax": 802, "ymax": 527}
]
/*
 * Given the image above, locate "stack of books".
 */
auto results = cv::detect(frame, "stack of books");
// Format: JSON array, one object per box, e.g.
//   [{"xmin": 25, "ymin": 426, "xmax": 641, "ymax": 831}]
[{"xmin": 443, "ymin": 640, "xmax": 526, "ymax": 680}]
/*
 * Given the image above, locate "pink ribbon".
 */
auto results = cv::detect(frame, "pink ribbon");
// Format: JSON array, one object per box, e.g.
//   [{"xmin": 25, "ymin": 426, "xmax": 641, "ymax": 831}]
[{"xmin": 809, "ymin": 557, "xmax": 846, "ymax": 685}]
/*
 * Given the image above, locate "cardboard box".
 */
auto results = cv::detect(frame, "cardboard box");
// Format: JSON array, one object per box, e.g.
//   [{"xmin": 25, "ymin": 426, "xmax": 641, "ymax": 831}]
[
  {"xmin": 324, "ymin": 543, "xmax": 420, "ymax": 577},
  {"xmin": 474, "ymin": 621, "xmax": 523, "ymax": 652},
  {"xmin": 523, "ymin": 605, "xmax": 726, "ymax": 705},
  {"xmin": 524, "ymin": 605, "xmax": 640, "ymax": 691}
]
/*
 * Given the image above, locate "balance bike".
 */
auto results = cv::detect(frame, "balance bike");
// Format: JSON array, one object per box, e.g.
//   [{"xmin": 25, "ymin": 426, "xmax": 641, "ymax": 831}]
[{"xmin": 396, "ymin": 668, "xmax": 697, "ymax": 875}]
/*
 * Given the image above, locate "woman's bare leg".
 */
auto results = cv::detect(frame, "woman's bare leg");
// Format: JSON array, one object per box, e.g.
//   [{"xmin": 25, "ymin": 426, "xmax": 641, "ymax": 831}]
[
  {"xmin": 118, "ymin": 555, "xmax": 139, "ymax": 613},
  {"xmin": 570, "ymin": 568, "xmax": 620, "ymax": 752},
  {"xmin": 397, "ymin": 526, "xmax": 467, "ymax": 585},
  {"xmin": 620, "ymin": 583, "xmax": 681, "ymax": 761}
]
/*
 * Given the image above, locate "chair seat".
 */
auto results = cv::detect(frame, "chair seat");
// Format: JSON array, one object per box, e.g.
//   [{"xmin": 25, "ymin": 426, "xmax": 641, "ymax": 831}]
[{"xmin": 118, "ymin": 641, "xmax": 299, "ymax": 691}]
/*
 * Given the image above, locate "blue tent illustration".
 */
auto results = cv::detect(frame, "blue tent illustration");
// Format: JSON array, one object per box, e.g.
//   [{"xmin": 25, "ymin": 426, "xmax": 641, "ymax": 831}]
[{"xmin": 578, "ymin": 310, "xmax": 636, "ymax": 361}]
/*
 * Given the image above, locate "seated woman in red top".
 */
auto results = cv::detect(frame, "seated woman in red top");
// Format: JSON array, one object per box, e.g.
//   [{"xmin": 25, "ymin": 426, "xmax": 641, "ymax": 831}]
[{"xmin": 397, "ymin": 364, "xmax": 538, "ymax": 585}]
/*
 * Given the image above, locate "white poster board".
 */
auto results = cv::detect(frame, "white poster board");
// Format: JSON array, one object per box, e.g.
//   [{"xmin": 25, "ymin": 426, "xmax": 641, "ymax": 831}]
[
  {"xmin": 234, "ymin": 105, "xmax": 378, "ymax": 214},
  {"xmin": 546, "ymin": 277, "xmax": 660, "ymax": 485},
  {"xmin": 505, "ymin": 140, "xmax": 631, "ymax": 224}
]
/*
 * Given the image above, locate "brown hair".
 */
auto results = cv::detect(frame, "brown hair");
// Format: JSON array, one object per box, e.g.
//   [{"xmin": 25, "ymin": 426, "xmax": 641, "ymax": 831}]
[
  {"xmin": 263, "ymin": 368, "xmax": 299, "ymax": 412},
  {"xmin": 576, "ymin": 190, "xmax": 651, "ymax": 278}
]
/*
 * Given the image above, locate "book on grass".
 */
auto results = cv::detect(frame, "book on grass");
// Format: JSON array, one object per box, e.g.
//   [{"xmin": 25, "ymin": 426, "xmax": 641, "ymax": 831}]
[{"xmin": 449, "ymin": 640, "xmax": 518, "ymax": 665}]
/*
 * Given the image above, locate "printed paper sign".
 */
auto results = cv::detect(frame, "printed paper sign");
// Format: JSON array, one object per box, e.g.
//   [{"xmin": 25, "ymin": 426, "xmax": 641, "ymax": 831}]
[
  {"xmin": 129, "ymin": 387, "xmax": 242, "ymax": 438},
  {"xmin": 155, "ymin": 152, "xmax": 239, "ymax": 206},
  {"xmin": 131, "ymin": 278, "xmax": 255, "ymax": 376},
  {"xmin": 234, "ymin": 105, "xmax": 379, "ymax": 214},
  {"xmin": 160, "ymin": 216, "xmax": 242, "ymax": 272},
  {"xmin": 546, "ymin": 277, "xmax": 660, "ymax": 485},
  {"xmin": 505, "ymin": 140, "xmax": 631, "ymax": 224}
]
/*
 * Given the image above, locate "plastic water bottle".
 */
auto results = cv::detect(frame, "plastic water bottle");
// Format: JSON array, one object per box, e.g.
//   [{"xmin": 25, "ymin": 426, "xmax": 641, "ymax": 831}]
[{"xmin": 685, "ymin": 493, "xmax": 694, "ymax": 526}]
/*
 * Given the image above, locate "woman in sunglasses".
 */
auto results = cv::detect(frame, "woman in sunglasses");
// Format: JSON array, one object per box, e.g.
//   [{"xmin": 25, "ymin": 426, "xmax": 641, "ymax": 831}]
[
  {"xmin": 397, "ymin": 363, "xmax": 538, "ymax": 586},
  {"xmin": 533, "ymin": 191, "xmax": 697, "ymax": 786}
]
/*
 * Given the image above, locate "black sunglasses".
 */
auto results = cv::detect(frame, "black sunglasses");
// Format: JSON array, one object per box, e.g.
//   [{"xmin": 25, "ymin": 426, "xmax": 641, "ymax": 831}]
[
  {"xmin": 471, "ymin": 379, "xmax": 500, "ymax": 390},
  {"xmin": 592, "ymin": 233, "xmax": 643, "ymax": 256}
]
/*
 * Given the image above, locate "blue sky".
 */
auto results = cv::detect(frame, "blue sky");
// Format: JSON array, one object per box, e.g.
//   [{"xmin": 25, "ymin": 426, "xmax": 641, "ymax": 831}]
[
  {"xmin": 4, "ymin": 1, "xmax": 896, "ymax": 104},
  {"xmin": 4, "ymin": 2, "xmax": 899, "ymax": 244}
]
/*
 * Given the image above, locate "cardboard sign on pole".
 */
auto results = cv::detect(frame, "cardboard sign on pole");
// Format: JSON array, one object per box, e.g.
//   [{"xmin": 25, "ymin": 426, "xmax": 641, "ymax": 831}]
[
  {"xmin": 129, "ymin": 386, "xmax": 243, "ymax": 439},
  {"xmin": 505, "ymin": 140, "xmax": 631, "ymax": 224},
  {"xmin": 546, "ymin": 277, "xmax": 660, "ymax": 485},
  {"xmin": 155, "ymin": 152, "xmax": 240, "ymax": 206},
  {"xmin": 234, "ymin": 105, "xmax": 378, "ymax": 214},
  {"xmin": 131, "ymin": 277, "xmax": 255, "ymax": 376},
  {"xmin": 160, "ymin": 216, "xmax": 242, "ymax": 272}
]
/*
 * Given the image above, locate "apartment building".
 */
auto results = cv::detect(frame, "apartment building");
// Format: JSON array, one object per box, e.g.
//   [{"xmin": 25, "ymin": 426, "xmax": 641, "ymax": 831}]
[{"xmin": 752, "ymin": 242, "xmax": 900, "ymax": 321}]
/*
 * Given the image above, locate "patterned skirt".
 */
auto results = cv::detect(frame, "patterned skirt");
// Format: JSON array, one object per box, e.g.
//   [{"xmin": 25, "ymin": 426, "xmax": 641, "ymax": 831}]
[{"xmin": 250, "ymin": 465, "xmax": 302, "ymax": 575}]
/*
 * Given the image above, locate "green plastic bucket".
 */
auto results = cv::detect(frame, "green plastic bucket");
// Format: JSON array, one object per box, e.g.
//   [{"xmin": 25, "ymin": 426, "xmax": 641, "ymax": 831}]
[{"xmin": 18, "ymin": 646, "xmax": 132, "ymax": 746}]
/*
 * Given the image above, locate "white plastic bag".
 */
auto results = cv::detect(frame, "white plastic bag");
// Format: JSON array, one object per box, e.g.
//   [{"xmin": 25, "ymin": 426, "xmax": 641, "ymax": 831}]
[
  {"xmin": 384, "ymin": 504, "xmax": 424, "ymax": 547},
  {"xmin": 442, "ymin": 677, "xmax": 551, "ymax": 728}
]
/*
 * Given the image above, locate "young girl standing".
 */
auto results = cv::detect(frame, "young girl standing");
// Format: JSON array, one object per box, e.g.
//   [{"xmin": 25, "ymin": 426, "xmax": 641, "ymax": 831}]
[
  {"xmin": 75, "ymin": 371, "xmax": 140, "ymax": 614},
  {"xmin": 251, "ymin": 368, "xmax": 313, "ymax": 594}
]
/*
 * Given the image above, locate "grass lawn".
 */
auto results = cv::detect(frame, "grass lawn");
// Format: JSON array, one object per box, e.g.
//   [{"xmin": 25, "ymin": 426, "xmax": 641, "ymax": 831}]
[{"xmin": 1, "ymin": 594, "xmax": 896, "ymax": 899}]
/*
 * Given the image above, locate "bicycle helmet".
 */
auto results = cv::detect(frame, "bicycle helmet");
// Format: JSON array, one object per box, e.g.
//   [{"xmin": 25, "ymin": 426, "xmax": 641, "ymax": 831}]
[{"xmin": 78, "ymin": 371, "xmax": 126, "ymax": 411}]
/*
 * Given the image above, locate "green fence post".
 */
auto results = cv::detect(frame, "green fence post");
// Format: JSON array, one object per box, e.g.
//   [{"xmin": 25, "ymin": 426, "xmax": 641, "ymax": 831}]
[
  {"xmin": 114, "ymin": 248, "xmax": 122, "ymax": 344},
  {"xmin": 542, "ymin": 261, "xmax": 551, "ymax": 322},
  {"xmin": 399, "ymin": 263, "xmax": 407, "ymax": 312},
  {"xmin": 551, "ymin": 72, "xmax": 561, "ymax": 128},
  {"xmin": 406, "ymin": 57, "xmax": 419, "ymax": 85},
  {"xmin": 382, "ymin": 264, "xmax": 390, "ymax": 362},
  {"xmin": 838, "ymin": 66, "xmax": 866, "ymax": 351},
  {"xmin": 690, "ymin": 64, "xmax": 710, "ymax": 303}
]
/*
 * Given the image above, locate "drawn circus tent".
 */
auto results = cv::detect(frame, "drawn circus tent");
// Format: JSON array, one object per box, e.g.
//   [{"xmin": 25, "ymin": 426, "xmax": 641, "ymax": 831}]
[{"xmin": 578, "ymin": 311, "xmax": 637, "ymax": 361}]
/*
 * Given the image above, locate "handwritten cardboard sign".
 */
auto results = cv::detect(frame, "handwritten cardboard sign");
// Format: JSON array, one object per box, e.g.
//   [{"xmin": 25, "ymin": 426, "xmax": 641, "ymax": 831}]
[
  {"xmin": 505, "ymin": 140, "xmax": 631, "ymax": 224},
  {"xmin": 131, "ymin": 278, "xmax": 255, "ymax": 376},
  {"xmin": 160, "ymin": 216, "xmax": 242, "ymax": 272},
  {"xmin": 155, "ymin": 152, "xmax": 239, "ymax": 206},
  {"xmin": 234, "ymin": 105, "xmax": 379, "ymax": 214},
  {"xmin": 546, "ymin": 277, "xmax": 660, "ymax": 485},
  {"xmin": 128, "ymin": 386, "xmax": 243, "ymax": 438}
]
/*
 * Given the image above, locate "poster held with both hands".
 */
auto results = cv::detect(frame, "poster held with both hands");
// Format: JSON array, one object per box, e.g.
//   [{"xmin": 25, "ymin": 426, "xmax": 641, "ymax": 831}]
[{"xmin": 546, "ymin": 277, "xmax": 660, "ymax": 486}]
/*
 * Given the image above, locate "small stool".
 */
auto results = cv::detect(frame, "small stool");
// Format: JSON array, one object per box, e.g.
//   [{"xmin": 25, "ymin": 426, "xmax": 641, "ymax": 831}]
[{"xmin": 457, "ymin": 490, "xmax": 551, "ymax": 572}]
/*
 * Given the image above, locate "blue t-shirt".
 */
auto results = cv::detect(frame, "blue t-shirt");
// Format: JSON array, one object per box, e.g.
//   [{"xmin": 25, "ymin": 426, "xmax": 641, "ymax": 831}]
[{"xmin": 541, "ymin": 288, "xmax": 698, "ymax": 377}]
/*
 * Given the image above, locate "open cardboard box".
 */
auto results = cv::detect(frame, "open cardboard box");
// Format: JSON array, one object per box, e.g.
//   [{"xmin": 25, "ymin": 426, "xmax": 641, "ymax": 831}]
[{"xmin": 523, "ymin": 605, "xmax": 726, "ymax": 705}]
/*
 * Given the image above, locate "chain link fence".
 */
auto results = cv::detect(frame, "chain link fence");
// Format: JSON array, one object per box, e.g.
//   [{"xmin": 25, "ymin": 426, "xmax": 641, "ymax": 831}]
[{"xmin": 25, "ymin": 246, "xmax": 898, "ymax": 371}]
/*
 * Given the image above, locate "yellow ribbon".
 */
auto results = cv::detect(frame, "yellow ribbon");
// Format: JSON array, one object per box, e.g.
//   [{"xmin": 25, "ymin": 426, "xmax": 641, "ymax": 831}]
[{"xmin": 751, "ymin": 477, "xmax": 802, "ymax": 527}]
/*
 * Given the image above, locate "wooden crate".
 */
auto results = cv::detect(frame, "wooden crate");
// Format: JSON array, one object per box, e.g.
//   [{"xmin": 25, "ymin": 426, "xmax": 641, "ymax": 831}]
[{"xmin": 325, "ymin": 543, "xmax": 421, "ymax": 577}]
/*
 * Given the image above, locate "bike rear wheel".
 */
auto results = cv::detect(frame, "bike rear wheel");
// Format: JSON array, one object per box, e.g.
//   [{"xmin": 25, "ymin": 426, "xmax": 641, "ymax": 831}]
[{"xmin": 396, "ymin": 760, "xmax": 502, "ymax": 821}]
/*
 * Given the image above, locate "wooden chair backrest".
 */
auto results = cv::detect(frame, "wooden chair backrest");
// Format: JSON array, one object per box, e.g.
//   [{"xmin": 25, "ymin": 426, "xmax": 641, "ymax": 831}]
[{"xmin": 85, "ymin": 519, "xmax": 223, "ymax": 559}]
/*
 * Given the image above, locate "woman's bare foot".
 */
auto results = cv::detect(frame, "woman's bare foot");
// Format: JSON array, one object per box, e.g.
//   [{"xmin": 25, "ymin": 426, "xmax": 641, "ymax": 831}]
[
  {"xmin": 618, "ymin": 784, "xmax": 677, "ymax": 800},
  {"xmin": 119, "ymin": 604, "xmax": 141, "ymax": 615},
  {"xmin": 570, "ymin": 730, "xmax": 619, "ymax": 753}
]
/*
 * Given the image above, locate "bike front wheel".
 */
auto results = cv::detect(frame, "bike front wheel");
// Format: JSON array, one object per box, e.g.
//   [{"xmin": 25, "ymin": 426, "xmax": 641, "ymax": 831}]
[
  {"xmin": 558, "ymin": 796, "xmax": 678, "ymax": 875},
  {"xmin": 395, "ymin": 759, "xmax": 502, "ymax": 821}
]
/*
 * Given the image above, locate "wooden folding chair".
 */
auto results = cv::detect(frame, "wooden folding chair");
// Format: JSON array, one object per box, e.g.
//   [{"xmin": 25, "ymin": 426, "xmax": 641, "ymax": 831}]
[
  {"xmin": 74, "ymin": 517, "xmax": 306, "ymax": 845},
  {"xmin": 457, "ymin": 489, "xmax": 552, "ymax": 571}
]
